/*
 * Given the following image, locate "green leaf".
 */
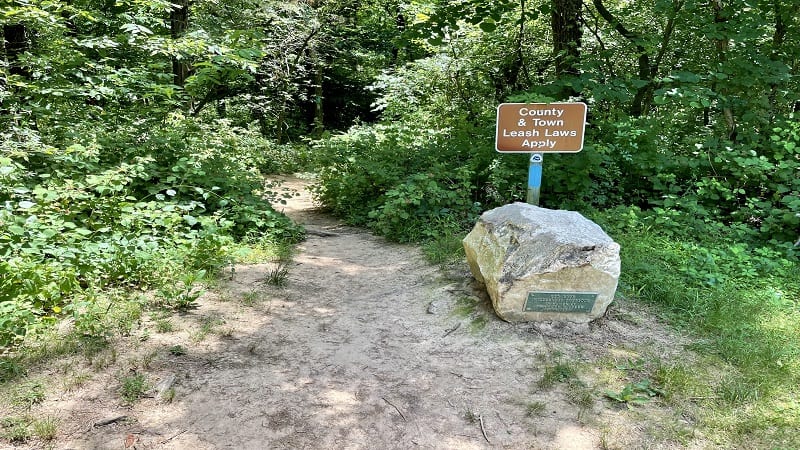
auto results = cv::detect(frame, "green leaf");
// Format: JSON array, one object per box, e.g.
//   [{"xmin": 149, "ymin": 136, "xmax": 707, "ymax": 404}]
[
  {"xmin": 183, "ymin": 215, "xmax": 198, "ymax": 226},
  {"xmin": 478, "ymin": 21, "xmax": 497, "ymax": 32},
  {"xmin": 8, "ymin": 225, "xmax": 25, "ymax": 236}
]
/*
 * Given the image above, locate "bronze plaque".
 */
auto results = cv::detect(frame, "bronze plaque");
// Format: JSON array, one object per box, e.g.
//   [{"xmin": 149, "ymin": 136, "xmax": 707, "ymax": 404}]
[{"xmin": 524, "ymin": 291, "xmax": 598, "ymax": 313}]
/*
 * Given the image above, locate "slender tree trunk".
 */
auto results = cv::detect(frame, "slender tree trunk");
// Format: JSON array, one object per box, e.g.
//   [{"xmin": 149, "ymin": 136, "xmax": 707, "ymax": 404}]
[
  {"xmin": 592, "ymin": 0, "xmax": 648, "ymax": 116},
  {"xmin": 392, "ymin": 12, "xmax": 406, "ymax": 64},
  {"xmin": 647, "ymin": 0, "xmax": 682, "ymax": 114},
  {"xmin": 276, "ymin": 26, "xmax": 319, "ymax": 144},
  {"xmin": 170, "ymin": 0, "xmax": 189, "ymax": 87},
  {"xmin": 312, "ymin": 49, "xmax": 324, "ymax": 137},
  {"xmin": 711, "ymin": 0, "xmax": 736, "ymax": 140},
  {"xmin": 768, "ymin": 0, "xmax": 790, "ymax": 119},
  {"xmin": 551, "ymin": 0, "xmax": 583, "ymax": 97},
  {"xmin": 591, "ymin": 0, "xmax": 682, "ymax": 116}
]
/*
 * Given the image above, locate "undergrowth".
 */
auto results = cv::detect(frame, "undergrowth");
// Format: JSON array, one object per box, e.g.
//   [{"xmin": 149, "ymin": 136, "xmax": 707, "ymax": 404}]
[
  {"xmin": 591, "ymin": 207, "xmax": 800, "ymax": 447},
  {"xmin": 0, "ymin": 119, "xmax": 304, "ymax": 376}
]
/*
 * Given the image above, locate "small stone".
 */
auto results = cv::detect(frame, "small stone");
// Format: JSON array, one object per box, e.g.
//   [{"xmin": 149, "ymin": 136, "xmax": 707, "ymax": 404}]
[{"xmin": 463, "ymin": 203, "xmax": 620, "ymax": 323}]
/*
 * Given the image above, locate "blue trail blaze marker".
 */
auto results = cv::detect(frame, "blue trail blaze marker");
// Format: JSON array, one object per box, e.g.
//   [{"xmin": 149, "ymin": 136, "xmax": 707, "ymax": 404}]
[{"xmin": 527, "ymin": 153, "xmax": 543, "ymax": 205}]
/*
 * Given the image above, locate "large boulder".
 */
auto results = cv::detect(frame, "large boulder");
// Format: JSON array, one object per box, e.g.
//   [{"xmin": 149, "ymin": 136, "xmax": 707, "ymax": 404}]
[{"xmin": 463, "ymin": 203, "xmax": 620, "ymax": 323}]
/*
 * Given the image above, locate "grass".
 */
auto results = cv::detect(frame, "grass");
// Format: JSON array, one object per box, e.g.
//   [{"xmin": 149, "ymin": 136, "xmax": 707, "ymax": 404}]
[
  {"xmin": 1, "ymin": 184, "xmax": 795, "ymax": 448},
  {"xmin": 609, "ymin": 226, "xmax": 800, "ymax": 447},
  {"xmin": 453, "ymin": 296, "xmax": 481, "ymax": 318},
  {"xmin": 567, "ymin": 381, "xmax": 595, "ymax": 412},
  {"xmin": 428, "ymin": 208, "xmax": 796, "ymax": 436},
  {"xmin": 62, "ymin": 371, "xmax": 92, "ymax": 392},
  {"xmin": 120, "ymin": 372, "xmax": 148, "ymax": 404},
  {"xmin": 11, "ymin": 381, "xmax": 45, "ymax": 408},
  {"xmin": 160, "ymin": 387, "xmax": 176, "ymax": 403},
  {"xmin": 264, "ymin": 261, "xmax": 291, "ymax": 287},
  {"xmin": 0, "ymin": 415, "xmax": 58, "ymax": 443},
  {"xmin": 155, "ymin": 318, "xmax": 175, "ymax": 333},
  {"xmin": 31, "ymin": 416, "xmax": 58, "ymax": 441},
  {"xmin": 0, "ymin": 234, "xmax": 298, "ymax": 444},
  {"xmin": 235, "ymin": 236, "xmax": 296, "ymax": 287},
  {"xmin": 232, "ymin": 236, "xmax": 296, "ymax": 264},
  {"xmin": 525, "ymin": 401, "xmax": 547, "ymax": 417},
  {"xmin": 240, "ymin": 290, "xmax": 262, "ymax": 306},
  {"xmin": 538, "ymin": 362, "xmax": 578, "ymax": 389},
  {"xmin": 1, "ymin": 416, "xmax": 31, "ymax": 443},
  {"xmin": 190, "ymin": 316, "xmax": 226, "ymax": 342},
  {"xmin": 651, "ymin": 361, "xmax": 697, "ymax": 402},
  {"xmin": 422, "ymin": 231, "xmax": 466, "ymax": 268},
  {"xmin": 168, "ymin": 345, "xmax": 187, "ymax": 356}
]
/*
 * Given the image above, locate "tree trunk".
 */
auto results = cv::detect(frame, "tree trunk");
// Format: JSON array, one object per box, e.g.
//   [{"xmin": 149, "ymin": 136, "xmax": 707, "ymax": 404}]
[
  {"xmin": 592, "ymin": 0, "xmax": 682, "ymax": 116},
  {"xmin": 3, "ymin": 24, "xmax": 29, "ymax": 78},
  {"xmin": 711, "ymin": 0, "xmax": 736, "ymax": 141},
  {"xmin": 170, "ymin": 0, "xmax": 189, "ymax": 87},
  {"xmin": 591, "ymin": 0, "xmax": 649, "ymax": 116},
  {"xmin": 312, "ymin": 55, "xmax": 324, "ymax": 138},
  {"xmin": 768, "ymin": 0, "xmax": 793, "ymax": 118},
  {"xmin": 551, "ymin": 0, "xmax": 582, "ymax": 97},
  {"xmin": 276, "ymin": 26, "xmax": 320, "ymax": 144}
]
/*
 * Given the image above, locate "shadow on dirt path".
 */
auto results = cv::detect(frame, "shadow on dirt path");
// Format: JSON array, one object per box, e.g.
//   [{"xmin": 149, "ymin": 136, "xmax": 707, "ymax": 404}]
[{"xmin": 51, "ymin": 177, "xmax": 699, "ymax": 450}]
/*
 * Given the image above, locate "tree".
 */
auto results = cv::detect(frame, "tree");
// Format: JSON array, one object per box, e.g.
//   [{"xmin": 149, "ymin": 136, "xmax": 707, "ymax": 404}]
[
  {"xmin": 3, "ymin": 23, "xmax": 28, "ymax": 78},
  {"xmin": 590, "ymin": 0, "xmax": 683, "ymax": 116},
  {"xmin": 170, "ymin": 0, "xmax": 190, "ymax": 88},
  {"xmin": 551, "ymin": 0, "xmax": 582, "ymax": 84}
]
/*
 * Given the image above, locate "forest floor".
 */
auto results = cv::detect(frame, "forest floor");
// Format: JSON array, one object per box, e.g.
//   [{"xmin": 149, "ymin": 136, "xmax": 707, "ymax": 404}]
[{"xmin": 3, "ymin": 177, "xmax": 715, "ymax": 450}]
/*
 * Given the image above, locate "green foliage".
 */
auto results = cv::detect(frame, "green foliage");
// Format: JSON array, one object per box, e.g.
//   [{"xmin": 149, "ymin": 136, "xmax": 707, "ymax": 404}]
[
  {"xmin": 0, "ymin": 416, "xmax": 31, "ymax": 443},
  {"xmin": 422, "ymin": 230, "xmax": 467, "ymax": 268},
  {"xmin": 264, "ymin": 262, "xmax": 291, "ymax": 287},
  {"xmin": 311, "ymin": 122, "xmax": 485, "ymax": 240},
  {"xmin": 601, "ymin": 217, "xmax": 800, "ymax": 442},
  {"xmin": 156, "ymin": 270, "xmax": 206, "ymax": 310},
  {"xmin": 168, "ymin": 345, "xmax": 187, "ymax": 356},
  {"xmin": 11, "ymin": 381, "xmax": 46, "ymax": 409},
  {"xmin": 525, "ymin": 401, "xmax": 546, "ymax": 417},
  {"xmin": 0, "ymin": 358, "xmax": 25, "ymax": 383},
  {"xmin": 0, "ymin": 118, "xmax": 302, "ymax": 351},
  {"xmin": 604, "ymin": 379, "xmax": 665, "ymax": 408},
  {"xmin": 0, "ymin": 301, "xmax": 38, "ymax": 349},
  {"xmin": 119, "ymin": 372, "xmax": 148, "ymax": 404},
  {"xmin": 0, "ymin": 0, "xmax": 797, "ymax": 445},
  {"xmin": 368, "ymin": 169, "xmax": 481, "ymax": 242},
  {"xmin": 538, "ymin": 362, "xmax": 578, "ymax": 389},
  {"xmin": 31, "ymin": 416, "xmax": 58, "ymax": 442}
]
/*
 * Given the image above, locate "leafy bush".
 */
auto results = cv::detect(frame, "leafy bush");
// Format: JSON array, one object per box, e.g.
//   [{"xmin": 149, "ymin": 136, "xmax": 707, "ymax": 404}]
[
  {"xmin": 368, "ymin": 168, "xmax": 481, "ymax": 242},
  {"xmin": 311, "ymin": 122, "xmax": 487, "ymax": 241},
  {"xmin": 0, "ymin": 119, "xmax": 302, "ymax": 351}
]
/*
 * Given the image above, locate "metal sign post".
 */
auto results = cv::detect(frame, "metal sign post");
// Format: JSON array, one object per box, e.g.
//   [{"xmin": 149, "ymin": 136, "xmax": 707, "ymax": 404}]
[
  {"xmin": 495, "ymin": 102, "xmax": 587, "ymax": 206},
  {"xmin": 527, "ymin": 153, "xmax": 543, "ymax": 205}
]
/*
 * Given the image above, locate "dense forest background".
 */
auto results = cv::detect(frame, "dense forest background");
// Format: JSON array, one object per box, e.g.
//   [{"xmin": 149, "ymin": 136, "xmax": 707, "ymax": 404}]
[{"xmin": 1, "ymin": 0, "xmax": 799, "ymax": 445}]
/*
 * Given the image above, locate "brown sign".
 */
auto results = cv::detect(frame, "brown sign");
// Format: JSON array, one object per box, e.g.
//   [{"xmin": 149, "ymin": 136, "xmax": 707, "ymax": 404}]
[{"xmin": 495, "ymin": 102, "xmax": 587, "ymax": 152}]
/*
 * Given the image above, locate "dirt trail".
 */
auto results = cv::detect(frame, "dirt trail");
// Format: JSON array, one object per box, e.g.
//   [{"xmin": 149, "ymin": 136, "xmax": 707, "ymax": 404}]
[{"xmin": 39, "ymin": 177, "xmax": 697, "ymax": 449}]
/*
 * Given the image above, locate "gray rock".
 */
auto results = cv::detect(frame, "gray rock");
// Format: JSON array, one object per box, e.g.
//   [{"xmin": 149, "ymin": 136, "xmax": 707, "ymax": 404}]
[{"xmin": 463, "ymin": 203, "xmax": 620, "ymax": 323}]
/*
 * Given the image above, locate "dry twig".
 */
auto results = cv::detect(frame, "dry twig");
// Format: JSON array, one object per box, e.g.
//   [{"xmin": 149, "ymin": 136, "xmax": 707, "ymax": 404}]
[
  {"xmin": 443, "ymin": 322, "xmax": 461, "ymax": 337},
  {"xmin": 159, "ymin": 429, "xmax": 188, "ymax": 445},
  {"xmin": 382, "ymin": 397, "xmax": 407, "ymax": 421},
  {"xmin": 479, "ymin": 414, "xmax": 491, "ymax": 444}
]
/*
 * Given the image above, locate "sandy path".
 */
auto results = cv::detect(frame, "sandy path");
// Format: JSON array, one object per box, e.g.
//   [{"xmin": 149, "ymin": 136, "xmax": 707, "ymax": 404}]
[{"xmin": 49, "ymin": 177, "xmax": 694, "ymax": 450}]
